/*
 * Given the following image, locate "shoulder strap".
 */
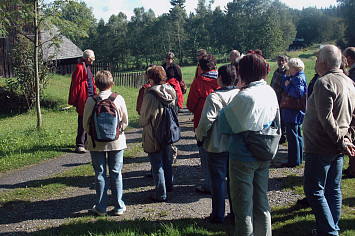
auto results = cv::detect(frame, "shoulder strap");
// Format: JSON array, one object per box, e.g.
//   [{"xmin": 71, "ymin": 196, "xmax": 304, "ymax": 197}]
[
  {"xmin": 92, "ymin": 94, "xmax": 101, "ymax": 102},
  {"xmin": 214, "ymin": 91, "xmax": 227, "ymax": 107},
  {"xmin": 109, "ymin": 92, "xmax": 119, "ymax": 101}
]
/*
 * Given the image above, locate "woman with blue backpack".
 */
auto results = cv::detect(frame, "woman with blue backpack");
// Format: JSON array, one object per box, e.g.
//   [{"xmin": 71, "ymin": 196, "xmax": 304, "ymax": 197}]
[
  {"xmin": 139, "ymin": 65, "xmax": 178, "ymax": 202},
  {"xmin": 83, "ymin": 70, "xmax": 128, "ymax": 216}
]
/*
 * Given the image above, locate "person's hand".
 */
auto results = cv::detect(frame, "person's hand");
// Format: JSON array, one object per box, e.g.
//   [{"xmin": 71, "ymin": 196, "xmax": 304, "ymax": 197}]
[
  {"xmin": 285, "ymin": 80, "xmax": 290, "ymax": 87},
  {"xmin": 344, "ymin": 138, "xmax": 355, "ymax": 156}
]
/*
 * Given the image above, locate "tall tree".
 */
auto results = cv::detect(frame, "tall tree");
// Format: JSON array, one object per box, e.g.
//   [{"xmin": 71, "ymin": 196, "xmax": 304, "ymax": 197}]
[
  {"xmin": 338, "ymin": 0, "xmax": 355, "ymax": 45},
  {"xmin": 170, "ymin": 0, "xmax": 186, "ymax": 9}
]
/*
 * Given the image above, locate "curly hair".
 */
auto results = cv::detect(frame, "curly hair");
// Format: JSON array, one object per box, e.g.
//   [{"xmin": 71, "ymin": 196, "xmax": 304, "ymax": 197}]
[
  {"xmin": 146, "ymin": 65, "xmax": 167, "ymax": 85},
  {"xmin": 95, "ymin": 70, "xmax": 113, "ymax": 91}
]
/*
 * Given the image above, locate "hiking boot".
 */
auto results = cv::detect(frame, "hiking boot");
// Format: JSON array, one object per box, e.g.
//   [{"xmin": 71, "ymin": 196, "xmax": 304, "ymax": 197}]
[
  {"xmin": 75, "ymin": 146, "xmax": 87, "ymax": 154},
  {"xmin": 113, "ymin": 205, "xmax": 126, "ymax": 216}
]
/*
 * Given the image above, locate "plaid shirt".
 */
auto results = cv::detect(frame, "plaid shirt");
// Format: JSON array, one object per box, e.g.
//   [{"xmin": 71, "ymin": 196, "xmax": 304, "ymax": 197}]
[{"xmin": 270, "ymin": 68, "xmax": 287, "ymax": 104}]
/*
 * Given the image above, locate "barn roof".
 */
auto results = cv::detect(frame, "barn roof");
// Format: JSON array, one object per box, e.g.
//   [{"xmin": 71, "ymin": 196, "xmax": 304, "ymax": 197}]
[{"xmin": 41, "ymin": 25, "xmax": 83, "ymax": 60}]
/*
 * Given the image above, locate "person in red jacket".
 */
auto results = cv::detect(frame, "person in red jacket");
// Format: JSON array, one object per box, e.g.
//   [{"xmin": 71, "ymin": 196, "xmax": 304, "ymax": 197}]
[
  {"xmin": 162, "ymin": 52, "xmax": 184, "ymax": 113},
  {"xmin": 187, "ymin": 54, "xmax": 220, "ymax": 194},
  {"xmin": 68, "ymin": 49, "xmax": 97, "ymax": 153}
]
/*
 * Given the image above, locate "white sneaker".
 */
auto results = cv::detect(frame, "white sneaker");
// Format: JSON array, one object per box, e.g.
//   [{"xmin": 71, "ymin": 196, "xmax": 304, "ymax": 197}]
[
  {"xmin": 113, "ymin": 205, "xmax": 126, "ymax": 216},
  {"xmin": 91, "ymin": 205, "xmax": 107, "ymax": 216},
  {"xmin": 75, "ymin": 146, "xmax": 87, "ymax": 154}
]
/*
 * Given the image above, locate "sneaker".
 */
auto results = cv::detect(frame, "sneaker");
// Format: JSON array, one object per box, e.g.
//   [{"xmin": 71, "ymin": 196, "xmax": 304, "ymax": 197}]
[
  {"xmin": 91, "ymin": 205, "xmax": 107, "ymax": 216},
  {"xmin": 113, "ymin": 205, "xmax": 126, "ymax": 216},
  {"xmin": 75, "ymin": 146, "xmax": 87, "ymax": 154}
]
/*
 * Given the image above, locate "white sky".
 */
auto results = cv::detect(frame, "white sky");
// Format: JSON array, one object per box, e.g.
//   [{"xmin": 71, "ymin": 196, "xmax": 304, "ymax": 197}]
[{"xmin": 66, "ymin": 0, "xmax": 339, "ymax": 23}]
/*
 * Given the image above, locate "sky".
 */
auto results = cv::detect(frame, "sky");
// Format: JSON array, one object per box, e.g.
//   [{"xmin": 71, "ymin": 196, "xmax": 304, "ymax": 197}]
[{"xmin": 82, "ymin": 0, "xmax": 338, "ymax": 23}]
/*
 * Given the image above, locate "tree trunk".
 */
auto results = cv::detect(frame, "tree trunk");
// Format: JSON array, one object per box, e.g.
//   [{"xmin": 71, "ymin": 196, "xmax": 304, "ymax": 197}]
[{"xmin": 34, "ymin": 0, "xmax": 42, "ymax": 129}]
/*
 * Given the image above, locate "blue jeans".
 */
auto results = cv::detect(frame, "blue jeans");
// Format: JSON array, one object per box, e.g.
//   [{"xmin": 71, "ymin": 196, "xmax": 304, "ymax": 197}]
[
  {"xmin": 207, "ymin": 152, "xmax": 233, "ymax": 222},
  {"xmin": 229, "ymin": 157, "xmax": 272, "ymax": 236},
  {"xmin": 304, "ymin": 153, "xmax": 343, "ymax": 236},
  {"xmin": 90, "ymin": 150, "xmax": 125, "ymax": 213},
  {"xmin": 149, "ymin": 145, "xmax": 173, "ymax": 201},
  {"xmin": 199, "ymin": 146, "xmax": 211, "ymax": 192},
  {"xmin": 285, "ymin": 122, "xmax": 303, "ymax": 166}
]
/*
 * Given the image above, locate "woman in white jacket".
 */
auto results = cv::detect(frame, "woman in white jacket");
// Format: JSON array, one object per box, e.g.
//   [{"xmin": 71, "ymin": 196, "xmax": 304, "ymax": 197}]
[{"xmin": 196, "ymin": 64, "xmax": 239, "ymax": 223}]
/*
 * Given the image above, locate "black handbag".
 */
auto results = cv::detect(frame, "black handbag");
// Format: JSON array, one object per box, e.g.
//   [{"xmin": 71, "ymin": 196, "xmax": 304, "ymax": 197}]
[{"xmin": 241, "ymin": 109, "xmax": 281, "ymax": 161}]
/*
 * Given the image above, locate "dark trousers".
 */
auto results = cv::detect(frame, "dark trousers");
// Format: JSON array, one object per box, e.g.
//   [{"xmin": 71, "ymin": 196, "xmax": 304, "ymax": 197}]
[{"xmin": 76, "ymin": 115, "xmax": 86, "ymax": 147}]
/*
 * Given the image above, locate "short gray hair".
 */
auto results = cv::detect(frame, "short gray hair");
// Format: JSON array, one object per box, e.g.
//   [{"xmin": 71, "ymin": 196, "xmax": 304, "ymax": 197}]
[
  {"xmin": 230, "ymin": 50, "xmax": 240, "ymax": 58},
  {"xmin": 288, "ymin": 58, "xmax": 305, "ymax": 72},
  {"xmin": 95, "ymin": 70, "xmax": 113, "ymax": 90},
  {"xmin": 83, "ymin": 49, "xmax": 95, "ymax": 59},
  {"xmin": 318, "ymin": 45, "xmax": 342, "ymax": 69}
]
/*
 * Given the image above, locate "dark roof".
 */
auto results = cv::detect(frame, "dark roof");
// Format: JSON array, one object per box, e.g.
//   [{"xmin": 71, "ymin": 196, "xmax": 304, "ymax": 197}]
[{"xmin": 41, "ymin": 25, "xmax": 83, "ymax": 60}]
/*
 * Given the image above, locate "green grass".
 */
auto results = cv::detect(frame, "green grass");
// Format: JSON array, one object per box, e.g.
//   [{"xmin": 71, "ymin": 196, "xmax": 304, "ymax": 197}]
[{"xmin": 0, "ymin": 74, "xmax": 140, "ymax": 173}]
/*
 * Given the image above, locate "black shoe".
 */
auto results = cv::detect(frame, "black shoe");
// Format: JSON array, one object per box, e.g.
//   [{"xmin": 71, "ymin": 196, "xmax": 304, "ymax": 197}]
[
  {"xmin": 343, "ymin": 167, "xmax": 351, "ymax": 175},
  {"xmin": 195, "ymin": 185, "xmax": 211, "ymax": 194},
  {"xmin": 297, "ymin": 197, "xmax": 309, "ymax": 206},
  {"xmin": 279, "ymin": 136, "xmax": 287, "ymax": 144},
  {"xmin": 145, "ymin": 173, "xmax": 153, "ymax": 178},
  {"xmin": 205, "ymin": 215, "xmax": 224, "ymax": 224},
  {"xmin": 281, "ymin": 163, "xmax": 296, "ymax": 168},
  {"xmin": 343, "ymin": 172, "xmax": 355, "ymax": 179},
  {"xmin": 150, "ymin": 193, "xmax": 166, "ymax": 202}
]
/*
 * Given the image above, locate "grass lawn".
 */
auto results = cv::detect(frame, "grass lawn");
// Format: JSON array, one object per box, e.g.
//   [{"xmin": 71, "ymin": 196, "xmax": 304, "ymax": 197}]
[{"xmin": 0, "ymin": 45, "xmax": 354, "ymax": 235}]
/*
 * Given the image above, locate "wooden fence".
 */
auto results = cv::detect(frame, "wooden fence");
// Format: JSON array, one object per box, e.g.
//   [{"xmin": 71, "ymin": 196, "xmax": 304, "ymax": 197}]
[{"xmin": 112, "ymin": 71, "xmax": 145, "ymax": 89}]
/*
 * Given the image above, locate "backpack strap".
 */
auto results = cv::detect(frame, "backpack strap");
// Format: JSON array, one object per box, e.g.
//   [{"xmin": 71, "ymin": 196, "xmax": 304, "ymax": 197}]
[
  {"xmin": 92, "ymin": 94, "xmax": 101, "ymax": 102},
  {"xmin": 108, "ymin": 92, "xmax": 119, "ymax": 101}
]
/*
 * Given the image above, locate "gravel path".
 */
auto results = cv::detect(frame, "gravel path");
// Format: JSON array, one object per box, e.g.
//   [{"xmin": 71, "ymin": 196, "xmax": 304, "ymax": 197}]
[{"xmin": 0, "ymin": 109, "xmax": 305, "ymax": 235}]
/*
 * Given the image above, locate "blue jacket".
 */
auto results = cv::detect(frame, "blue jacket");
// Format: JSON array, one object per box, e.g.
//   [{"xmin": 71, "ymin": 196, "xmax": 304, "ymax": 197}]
[{"xmin": 281, "ymin": 71, "xmax": 307, "ymax": 124}]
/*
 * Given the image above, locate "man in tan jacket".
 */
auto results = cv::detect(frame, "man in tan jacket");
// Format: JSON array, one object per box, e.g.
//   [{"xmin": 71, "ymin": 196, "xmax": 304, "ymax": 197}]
[{"xmin": 303, "ymin": 45, "xmax": 355, "ymax": 236}]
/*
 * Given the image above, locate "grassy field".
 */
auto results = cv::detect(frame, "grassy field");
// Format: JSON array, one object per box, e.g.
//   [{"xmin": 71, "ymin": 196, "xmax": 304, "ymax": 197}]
[{"xmin": 0, "ymin": 46, "xmax": 354, "ymax": 235}]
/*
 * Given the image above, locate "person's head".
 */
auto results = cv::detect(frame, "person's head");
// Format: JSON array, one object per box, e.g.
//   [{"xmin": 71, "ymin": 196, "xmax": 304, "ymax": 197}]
[
  {"xmin": 144, "ymin": 64, "xmax": 154, "ymax": 83},
  {"xmin": 199, "ymin": 54, "xmax": 217, "ymax": 72},
  {"xmin": 237, "ymin": 53, "xmax": 267, "ymax": 88},
  {"xmin": 217, "ymin": 64, "xmax": 237, "ymax": 87},
  {"xmin": 341, "ymin": 55, "xmax": 349, "ymax": 76},
  {"xmin": 277, "ymin": 55, "xmax": 288, "ymax": 69},
  {"xmin": 95, "ymin": 70, "xmax": 113, "ymax": 91},
  {"xmin": 229, "ymin": 50, "xmax": 240, "ymax": 63},
  {"xmin": 254, "ymin": 49, "xmax": 263, "ymax": 57},
  {"xmin": 316, "ymin": 45, "xmax": 342, "ymax": 76},
  {"xmin": 197, "ymin": 49, "xmax": 207, "ymax": 60},
  {"xmin": 82, "ymin": 49, "xmax": 95, "ymax": 65},
  {"xmin": 165, "ymin": 52, "xmax": 175, "ymax": 65},
  {"xmin": 287, "ymin": 58, "xmax": 305, "ymax": 76},
  {"xmin": 146, "ymin": 65, "xmax": 167, "ymax": 85},
  {"xmin": 344, "ymin": 47, "xmax": 355, "ymax": 66}
]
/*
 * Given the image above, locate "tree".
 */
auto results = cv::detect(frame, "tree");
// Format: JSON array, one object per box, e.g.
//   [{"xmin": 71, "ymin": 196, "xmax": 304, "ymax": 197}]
[
  {"xmin": 2, "ymin": 0, "xmax": 92, "ymax": 129},
  {"xmin": 338, "ymin": 0, "xmax": 355, "ymax": 45},
  {"xmin": 170, "ymin": 0, "xmax": 186, "ymax": 9}
]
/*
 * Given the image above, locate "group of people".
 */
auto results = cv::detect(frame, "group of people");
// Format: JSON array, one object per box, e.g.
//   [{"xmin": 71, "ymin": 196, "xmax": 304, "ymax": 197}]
[{"xmin": 68, "ymin": 45, "xmax": 355, "ymax": 236}]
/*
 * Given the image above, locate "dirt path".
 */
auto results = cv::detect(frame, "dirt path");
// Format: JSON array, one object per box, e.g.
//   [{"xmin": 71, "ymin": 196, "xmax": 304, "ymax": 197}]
[{"xmin": 0, "ymin": 109, "xmax": 304, "ymax": 235}]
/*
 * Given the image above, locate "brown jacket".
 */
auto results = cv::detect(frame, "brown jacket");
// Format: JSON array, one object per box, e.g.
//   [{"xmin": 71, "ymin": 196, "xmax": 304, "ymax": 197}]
[
  {"xmin": 304, "ymin": 69, "xmax": 355, "ymax": 156},
  {"xmin": 138, "ymin": 84, "xmax": 176, "ymax": 153}
]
